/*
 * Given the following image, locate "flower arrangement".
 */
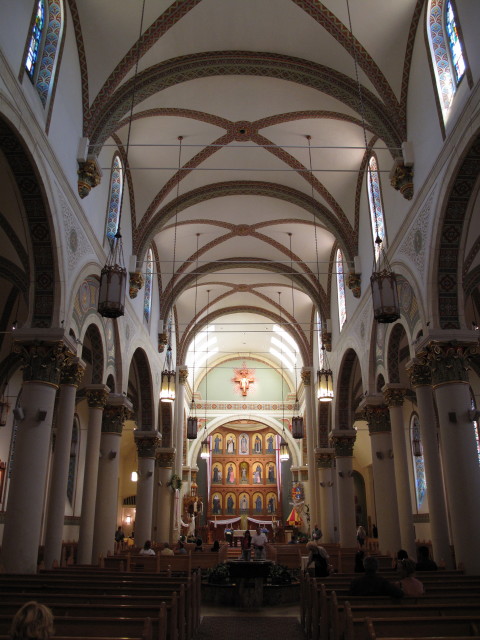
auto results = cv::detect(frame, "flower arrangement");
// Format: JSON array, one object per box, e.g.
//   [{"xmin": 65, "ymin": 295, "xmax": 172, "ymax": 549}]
[{"xmin": 166, "ymin": 473, "xmax": 182, "ymax": 491}]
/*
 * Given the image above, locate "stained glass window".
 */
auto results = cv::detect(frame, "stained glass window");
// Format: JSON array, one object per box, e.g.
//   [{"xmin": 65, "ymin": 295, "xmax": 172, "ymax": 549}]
[
  {"xmin": 411, "ymin": 415, "xmax": 427, "ymax": 508},
  {"xmin": 316, "ymin": 312, "xmax": 324, "ymax": 369},
  {"xmin": 428, "ymin": 0, "xmax": 466, "ymax": 120},
  {"xmin": 470, "ymin": 394, "xmax": 480, "ymax": 465},
  {"xmin": 336, "ymin": 249, "xmax": 346, "ymax": 331},
  {"xmin": 105, "ymin": 155, "xmax": 123, "ymax": 243},
  {"xmin": 26, "ymin": 1, "xmax": 45, "ymax": 80},
  {"xmin": 367, "ymin": 155, "xmax": 386, "ymax": 260},
  {"xmin": 67, "ymin": 418, "xmax": 79, "ymax": 505},
  {"xmin": 144, "ymin": 248, "xmax": 154, "ymax": 322}
]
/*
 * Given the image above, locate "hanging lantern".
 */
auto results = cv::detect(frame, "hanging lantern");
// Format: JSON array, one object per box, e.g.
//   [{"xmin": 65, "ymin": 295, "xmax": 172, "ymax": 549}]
[
  {"xmin": 200, "ymin": 438, "xmax": 210, "ymax": 459},
  {"xmin": 187, "ymin": 401, "xmax": 198, "ymax": 439},
  {"xmin": 370, "ymin": 237, "xmax": 400, "ymax": 323},
  {"xmin": 292, "ymin": 415, "xmax": 304, "ymax": 439},
  {"xmin": 279, "ymin": 437, "xmax": 289, "ymax": 462},
  {"xmin": 98, "ymin": 232, "xmax": 127, "ymax": 318},
  {"xmin": 159, "ymin": 345, "xmax": 175, "ymax": 403},
  {"xmin": 0, "ymin": 399, "xmax": 9, "ymax": 426},
  {"xmin": 317, "ymin": 367, "xmax": 334, "ymax": 402}
]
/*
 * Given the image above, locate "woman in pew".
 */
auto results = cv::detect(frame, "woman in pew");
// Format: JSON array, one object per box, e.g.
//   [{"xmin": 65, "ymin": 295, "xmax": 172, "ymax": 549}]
[
  {"xmin": 9, "ymin": 601, "xmax": 54, "ymax": 640},
  {"xmin": 139, "ymin": 539, "xmax": 156, "ymax": 555},
  {"xmin": 306, "ymin": 541, "xmax": 330, "ymax": 577},
  {"xmin": 349, "ymin": 556, "xmax": 403, "ymax": 598},
  {"xmin": 396, "ymin": 558, "xmax": 425, "ymax": 596},
  {"xmin": 211, "ymin": 540, "xmax": 220, "ymax": 552}
]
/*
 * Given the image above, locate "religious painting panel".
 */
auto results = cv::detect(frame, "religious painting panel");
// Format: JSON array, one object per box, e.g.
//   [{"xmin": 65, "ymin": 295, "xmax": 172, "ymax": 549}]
[
  {"xmin": 239, "ymin": 492, "xmax": 249, "ymax": 512},
  {"xmin": 239, "ymin": 461, "xmax": 249, "ymax": 483},
  {"xmin": 266, "ymin": 462, "xmax": 276, "ymax": 483},
  {"xmin": 225, "ymin": 462, "xmax": 236, "ymax": 484},
  {"xmin": 239, "ymin": 432, "xmax": 249, "ymax": 454},
  {"xmin": 253, "ymin": 434, "xmax": 263, "ymax": 454},
  {"xmin": 252, "ymin": 462, "xmax": 263, "ymax": 484},
  {"xmin": 253, "ymin": 492, "xmax": 263, "ymax": 513},
  {"xmin": 212, "ymin": 492, "xmax": 222, "ymax": 515},
  {"xmin": 226, "ymin": 492, "xmax": 235, "ymax": 515},
  {"xmin": 212, "ymin": 433, "xmax": 223, "ymax": 454},
  {"xmin": 225, "ymin": 433, "xmax": 236, "ymax": 454},
  {"xmin": 212, "ymin": 462, "xmax": 223, "ymax": 484},
  {"xmin": 265, "ymin": 432, "xmax": 275, "ymax": 454},
  {"xmin": 266, "ymin": 492, "xmax": 277, "ymax": 514}
]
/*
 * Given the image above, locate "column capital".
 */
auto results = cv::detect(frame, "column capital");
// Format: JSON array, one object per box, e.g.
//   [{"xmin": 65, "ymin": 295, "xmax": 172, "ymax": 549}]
[
  {"xmin": 346, "ymin": 272, "xmax": 361, "ymax": 298},
  {"xmin": 178, "ymin": 367, "xmax": 188, "ymax": 385},
  {"xmin": 301, "ymin": 367, "xmax": 313, "ymax": 386},
  {"xmin": 129, "ymin": 271, "xmax": 144, "ymax": 299},
  {"xmin": 13, "ymin": 329, "xmax": 77, "ymax": 387},
  {"xmin": 322, "ymin": 331, "xmax": 332, "ymax": 352},
  {"xmin": 382, "ymin": 384, "xmax": 407, "ymax": 408},
  {"xmin": 156, "ymin": 447, "xmax": 176, "ymax": 468},
  {"xmin": 329, "ymin": 429, "xmax": 356, "ymax": 457},
  {"xmin": 315, "ymin": 447, "xmax": 335, "ymax": 468},
  {"xmin": 134, "ymin": 429, "xmax": 162, "ymax": 458},
  {"xmin": 359, "ymin": 397, "xmax": 391, "ymax": 434},
  {"xmin": 60, "ymin": 356, "xmax": 86, "ymax": 387},
  {"xmin": 417, "ymin": 339, "xmax": 477, "ymax": 386},
  {"xmin": 406, "ymin": 359, "xmax": 432, "ymax": 387},
  {"xmin": 85, "ymin": 384, "xmax": 110, "ymax": 409},
  {"xmin": 102, "ymin": 394, "xmax": 134, "ymax": 434}
]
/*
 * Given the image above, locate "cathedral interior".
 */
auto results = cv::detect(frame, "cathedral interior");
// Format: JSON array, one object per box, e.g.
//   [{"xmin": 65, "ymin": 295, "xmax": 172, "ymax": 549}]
[{"xmin": 0, "ymin": 0, "xmax": 480, "ymax": 575}]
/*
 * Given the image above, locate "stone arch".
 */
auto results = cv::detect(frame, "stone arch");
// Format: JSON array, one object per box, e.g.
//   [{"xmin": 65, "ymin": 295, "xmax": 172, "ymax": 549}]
[
  {"xmin": 128, "ymin": 348, "xmax": 155, "ymax": 430},
  {"xmin": 387, "ymin": 323, "xmax": 409, "ymax": 384},
  {"xmin": 336, "ymin": 349, "xmax": 363, "ymax": 429},
  {"xmin": 0, "ymin": 116, "xmax": 58, "ymax": 328},
  {"xmin": 81, "ymin": 324, "xmax": 104, "ymax": 385}
]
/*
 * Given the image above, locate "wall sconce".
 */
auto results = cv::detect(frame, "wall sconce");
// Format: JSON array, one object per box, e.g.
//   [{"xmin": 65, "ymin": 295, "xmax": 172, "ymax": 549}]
[
  {"xmin": 388, "ymin": 449, "xmax": 394, "ymax": 459},
  {"xmin": 13, "ymin": 406, "xmax": 25, "ymax": 421},
  {"xmin": 376, "ymin": 451, "xmax": 384, "ymax": 459},
  {"xmin": 319, "ymin": 481, "xmax": 334, "ymax": 488},
  {"xmin": 131, "ymin": 471, "xmax": 138, "ymax": 482},
  {"xmin": 37, "ymin": 410, "xmax": 47, "ymax": 421},
  {"xmin": 108, "ymin": 451, "xmax": 117, "ymax": 460},
  {"xmin": 125, "ymin": 515, "xmax": 131, "ymax": 524}
]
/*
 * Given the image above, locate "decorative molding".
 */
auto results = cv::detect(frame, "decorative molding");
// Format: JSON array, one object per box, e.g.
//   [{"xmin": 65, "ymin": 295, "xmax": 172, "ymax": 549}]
[
  {"xmin": 156, "ymin": 447, "xmax": 176, "ymax": 468},
  {"xmin": 399, "ymin": 187, "xmax": 435, "ymax": 278},
  {"xmin": 419, "ymin": 341, "xmax": 477, "ymax": 386}
]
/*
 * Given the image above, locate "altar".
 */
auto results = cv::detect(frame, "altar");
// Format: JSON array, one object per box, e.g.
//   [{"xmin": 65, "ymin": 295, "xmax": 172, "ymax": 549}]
[{"xmin": 232, "ymin": 529, "xmax": 257, "ymax": 546}]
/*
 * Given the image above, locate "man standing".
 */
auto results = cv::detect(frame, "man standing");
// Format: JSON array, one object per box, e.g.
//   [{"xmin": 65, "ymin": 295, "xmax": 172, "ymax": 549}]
[{"xmin": 252, "ymin": 527, "xmax": 268, "ymax": 560}]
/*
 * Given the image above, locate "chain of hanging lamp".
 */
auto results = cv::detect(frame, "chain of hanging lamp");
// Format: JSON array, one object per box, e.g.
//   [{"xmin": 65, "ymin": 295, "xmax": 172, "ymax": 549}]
[
  {"xmin": 278, "ymin": 291, "xmax": 290, "ymax": 462},
  {"xmin": 187, "ymin": 234, "xmax": 200, "ymax": 438},
  {"xmin": 98, "ymin": 0, "xmax": 146, "ymax": 319},
  {"xmin": 288, "ymin": 233, "xmax": 304, "ymax": 439},
  {"xmin": 200, "ymin": 289, "xmax": 210, "ymax": 459},
  {"xmin": 345, "ymin": 0, "xmax": 400, "ymax": 324}
]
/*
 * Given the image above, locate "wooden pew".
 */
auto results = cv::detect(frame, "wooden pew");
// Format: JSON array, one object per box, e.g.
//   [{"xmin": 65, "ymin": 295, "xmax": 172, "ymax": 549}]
[{"xmin": 358, "ymin": 611, "xmax": 480, "ymax": 640}]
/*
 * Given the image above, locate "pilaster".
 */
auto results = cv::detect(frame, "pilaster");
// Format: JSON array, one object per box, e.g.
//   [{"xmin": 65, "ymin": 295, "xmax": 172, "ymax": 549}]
[
  {"xmin": 134, "ymin": 430, "xmax": 162, "ymax": 545},
  {"xmin": 330, "ymin": 429, "xmax": 356, "ymax": 547}
]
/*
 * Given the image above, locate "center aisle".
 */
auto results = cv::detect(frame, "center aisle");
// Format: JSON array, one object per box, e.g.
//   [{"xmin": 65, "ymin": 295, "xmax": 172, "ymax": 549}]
[{"xmin": 196, "ymin": 615, "xmax": 306, "ymax": 639}]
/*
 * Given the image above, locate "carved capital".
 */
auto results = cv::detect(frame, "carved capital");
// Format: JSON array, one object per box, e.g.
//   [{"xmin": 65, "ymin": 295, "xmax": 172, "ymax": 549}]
[
  {"xmin": 383, "ymin": 386, "xmax": 406, "ymax": 408},
  {"xmin": 322, "ymin": 331, "xmax": 332, "ymax": 352},
  {"xmin": 330, "ymin": 430, "xmax": 356, "ymax": 457},
  {"xmin": 156, "ymin": 447, "xmax": 176, "ymax": 468},
  {"xmin": 135, "ymin": 430, "xmax": 161, "ymax": 458},
  {"xmin": 129, "ymin": 271, "xmax": 144, "ymax": 299},
  {"xmin": 363, "ymin": 404, "xmax": 391, "ymax": 434},
  {"xmin": 315, "ymin": 447, "xmax": 335, "ymax": 468},
  {"xmin": 158, "ymin": 332, "xmax": 168, "ymax": 353},
  {"xmin": 178, "ymin": 367, "xmax": 188, "ymax": 385},
  {"xmin": 60, "ymin": 356, "xmax": 85, "ymax": 387},
  {"xmin": 301, "ymin": 368, "xmax": 311, "ymax": 386},
  {"xmin": 86, "ymin": 386, "xmax": 109, "ymax": 409},
  {"xmin": 390, "ymin": 161, "xmax": 414, "ymax": 200},
  {"xmin": 346, "ymin": 273, "xmax": 361, "ymax": 298},
  {"xmin": 102, "ymin": 398, "xmax": 133, "ymax": 434},
  {"xmin": 419, "ymin": 341, "xmax": 477, "ymax": 386},
  {"xmin": 77, "ymin": 159, "xmax": 101, "ymax": 199},
  {"xmin": 14, "ymin": 340, "xmax": 71, "ymax": 387},
  {"xmin": 407, "ymin": 361, "xmax": 432, "ymax": 387}
]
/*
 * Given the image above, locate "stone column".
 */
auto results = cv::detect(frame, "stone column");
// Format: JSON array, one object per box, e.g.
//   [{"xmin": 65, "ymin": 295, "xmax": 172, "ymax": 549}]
[
  {"xmin": 77, "ymin": 384, "xmax": 109, "ymax": 565},
  {"xmin": 44, "ymin": 357, "xmax": 85, "ymax": 569},
  {"xmin": 421, "ymin": 340, "xmax": 480, "ymax": 573},
  {"xmin": 315, "ymin": 448, "xmax": 335, "ymax": 543},
  {"xmin": 407, "ymin": 360, "xmax": 452, "ymax": 568},
  {"xmin": 330, "ymin": 429, "xmax": 357, "ymax": 547},
  {"xmin": 302, "ymin": 368, "xmax": 319, "ymax": 529},
  {"xmin": 3, "ymin": 331, "xmax": 74, "ymax": 573},
  {"xmin": 155, "ymin": 448, "xmax": 176, "ymax": 543},
  {"xmin": 92, "ymin": 395, "xmax": 133, "ymax": 562},
  {"xmin": 134, "ymin": 429, "xmax": 161, "ymax": 546},
  {"xmin": 173, "ymin": 367, "xmax": 188, "ymax": 480},
  {"xmin": 360, "ymin": 399, "xmax": 401, "ymax": 556},
  {"xmin": 383, "ymin": 384, "xmax": 416, "ymax": 559}
]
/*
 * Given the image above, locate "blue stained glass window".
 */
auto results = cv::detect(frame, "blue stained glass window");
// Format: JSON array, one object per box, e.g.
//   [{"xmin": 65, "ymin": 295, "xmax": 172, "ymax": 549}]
[
  {"xmin": 367, "ymin": 155, "xmax": 386, "ymax": 260},
  {"xmin": 106, "ymin": 155, "xmax": 123, "ymax": 243},
  {"xmin": 411, "ymin": 415, "xmax": 427, "ymax": 508},
  {"xmin": 470, "ymin": 394, "xmax": 480, "ymax": 465},
  {"xmin": 26, "ymin": 1, "xmax": 45, "ymax": 79},
  {"xmin": 445, "ymin": 1, "xmax": 465, "ymax": 83},
  {"xmin": 336, "ymin": 249, "xmax": 346, "ymax": 331},
  {"xmin": 144, "ymin": 248, "xmax": 154, "ymax": 322}
]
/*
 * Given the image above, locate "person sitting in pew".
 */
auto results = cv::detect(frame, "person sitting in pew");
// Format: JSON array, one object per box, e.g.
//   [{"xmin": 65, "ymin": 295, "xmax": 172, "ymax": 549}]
[
  {"xmin": 139, "ymin": 539, "xmax": 156, "ymax": 555},
  {"xmin": 160, "ymin": 542, "xmax": 174, "ymax": 556},
  {"xmin": 392, "ymin": 548, "xmax": 409, "ymax": 570},
  {"xmin": 9, "ymin": 601, "xmax": 54, "ymax": 640},
  {"xmin": 194, "ymin": 538, "xmax": 204, "ymax": 552},
  {"xmin": 349, "ymin": 555, "xmax": 403, "ymax": 598},
  {"xmin": 175, "ymin": 541, "xmax": 187, "ymax": 554},
  {"xmin": 415, "ymin": 545, "xmax": 438, "ymax": 571},
  {"xmin": 395, "ymin": 558, "xmax": 425, "ymax": 596},
  {"xmin": 211, "ymin": 540, "xmax": 220, "ymax": 552}
]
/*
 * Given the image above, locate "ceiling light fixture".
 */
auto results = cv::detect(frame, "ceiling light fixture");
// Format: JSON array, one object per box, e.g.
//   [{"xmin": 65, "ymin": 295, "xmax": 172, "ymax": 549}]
[
  {"xmin": 187, "ymin": 233, "xmax": 200, "ymax": 439},
  {"xmin": 288, "ymin": 233, "xmax": 303, "ymax": 439},
  {"xmin": 98, "ymin": 0, "xmax": 146, "ymax": 318},
  {"xmin": 200, "ymin": 289, "xmax": 211, "ymax": 459},
  {"xmin": 278, "ymin": 291, "xmax": 290, "ymax": 462}
]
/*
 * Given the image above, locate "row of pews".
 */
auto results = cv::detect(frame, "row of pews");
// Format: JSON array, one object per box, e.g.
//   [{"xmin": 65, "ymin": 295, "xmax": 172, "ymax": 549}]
[
  {"xmin": 0, "ymin": 565, "xmax": 201, "ymax": 640},
  {"xmin": 101, "ymin": 546, "xmax": 228, "ymax": 574},
  {"xmin": 301, "ymin": 570, "xmax": 480, "ymax": 640}
]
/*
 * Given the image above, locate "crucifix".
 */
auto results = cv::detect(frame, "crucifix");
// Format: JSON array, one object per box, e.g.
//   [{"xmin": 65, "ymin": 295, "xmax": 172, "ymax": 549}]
[{"xmin": 232, "ymin": 362, "xmax": 255, "ymax": 396}]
